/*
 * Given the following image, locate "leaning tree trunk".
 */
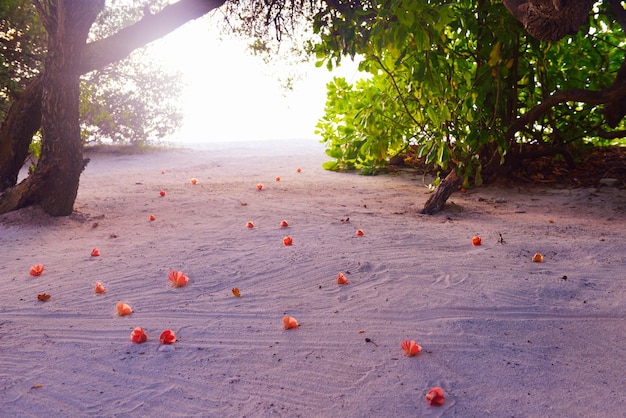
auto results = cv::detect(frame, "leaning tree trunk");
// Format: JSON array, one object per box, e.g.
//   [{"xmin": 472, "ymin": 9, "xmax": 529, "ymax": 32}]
[
  {"xmin": 0, "ymin": 1, "xmax": 104, "ymax": 216},
  {"xmin": 421, "ymin": 170, "xmax": 462, "ymax": 215}
]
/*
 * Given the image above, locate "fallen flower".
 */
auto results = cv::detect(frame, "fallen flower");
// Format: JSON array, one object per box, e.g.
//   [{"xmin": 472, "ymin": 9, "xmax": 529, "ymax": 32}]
[
  {"xmin": 161, "ymin": 170, "xmax": 165, "ymax": 174},
  {"xmin": 256, "ymin": 183, "xmax": 264, "ymax": 190},
  {"xmin": 532, "ymin": 253, "xmax": 544, "ymax": 263},
  {"xmin": 232, "ymin": 287, "xmax": 241, "ymax": 297},
  {"xmin": 91, "ymin": 248, "xmax": 100, "ymax": 257},
  {"xmin": 190, "ymin": 178, "xmax": 198, "ymax": 185},
  {"xmin": 37, "ymin": 293, "xmax": 51, "ymax": 302},
  {"xmin": 356, "ymin": 229, "xmax": 364, "ymax": 237},
  {"xmin": 280, "ymin": 220, "xmax": 289, "ymax": 228},
  {"xmin": 401, "ymin": 339, "xmax": 422, "ymax": 356},
  {"xmin": 95, "ymin": 282, "xmax": 106, "ymax": 294},
  {"xmin": 160, "ymin": 329, "xmax": 176, "ymax": 344},
  {"xmin": 29, "ymin": 264, "xmax": 44, "ymax": 277},
  {"xmin": 472, "ymin": 236, "xmax": 482, "ymax": 246},
  {"xmin": 159, "ymin": 190, "xmax": 166, "ymax": 197},
  {"xmin": 275, "ymin": 176, "xmax": 281, "ymax": 182},
  {"xmin": 283, "ymin": 315, "xmax": 299, "ymax": 329},
  {"xmin": 296, "ymin": 168, "xmax": 302, "ymax": 173},
  {"xmin": 283, "ymin": 236, "xmax": 293, "ymax": 246},
  {"xmin": 337, "ymin": 272, "xmax": 349, "ymax": 284},
  {"xmin": 130, "ymin": 327, "xmax": 147, "ymax": 344},
  {"xmin": 116, "ymin": 301, "xmax": 133, "ymax": 316},
  {"xmin": 169, "ymin": 270, "xmax": 189, "ymax": 287},
  {"xmin": 149, "ymin": 214, "xmax": 156, "ymax": 221},
  {"xmin": 246, "ymin": 221, "xmax": 255, "ymax": 229},
  {"xmin": 425, "ymin": 387, "xmax": 445, "ymax": 406}
]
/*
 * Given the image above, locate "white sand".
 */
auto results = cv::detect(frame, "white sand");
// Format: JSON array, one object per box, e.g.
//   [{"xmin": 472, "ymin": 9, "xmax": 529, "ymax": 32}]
[{"xmin": 1, "ymin": 139, "xmax": 624, "ymax": 416}]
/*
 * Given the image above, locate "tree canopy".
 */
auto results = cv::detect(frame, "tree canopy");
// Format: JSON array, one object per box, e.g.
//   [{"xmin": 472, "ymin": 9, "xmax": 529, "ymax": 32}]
[{"xmin": 312, "ymin": 0, "xmax": 626, "ymax": 188}]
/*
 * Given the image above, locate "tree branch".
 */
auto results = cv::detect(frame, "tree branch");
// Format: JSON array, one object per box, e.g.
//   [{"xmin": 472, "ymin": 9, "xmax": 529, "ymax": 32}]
[
  {"xmin": 506, "ymin": 83, "xmax": 626, "ymax": 141},
  {"xmin": 596, "ymin": 128, "xmax": 626, "ymax": 139},
  {"xmin": 79, "ymin": 0, "xmax": 227, "ymax": 74}
]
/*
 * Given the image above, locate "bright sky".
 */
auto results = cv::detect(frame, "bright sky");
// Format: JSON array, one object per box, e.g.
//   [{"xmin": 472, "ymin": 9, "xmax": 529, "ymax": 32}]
[{"xmin": 145, "ymin": 12, "xmax": 362, "ymax": 145}]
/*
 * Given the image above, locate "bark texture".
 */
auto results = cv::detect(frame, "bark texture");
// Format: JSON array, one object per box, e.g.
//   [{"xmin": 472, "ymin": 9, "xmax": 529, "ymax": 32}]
[
  {"xmin": 0, "ymin": 76, "xmax": 43, "ymax": 191},
  {"xmin": 35, "ymin": 1, "xmax": 104, "ymax": 215},
  {"xmin": 502, "ymin": 0, "xmax": 595, "ymax": 42},
  {"xmin": 421, "ymin": 171, "xmax": 462, "ymax": 215}
]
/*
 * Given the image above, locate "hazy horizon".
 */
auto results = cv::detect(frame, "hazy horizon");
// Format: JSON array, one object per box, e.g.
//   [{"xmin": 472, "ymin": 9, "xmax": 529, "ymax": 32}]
[{"xmin": 147, "ymin": 13, "xmax": 363, "ymax": 145}]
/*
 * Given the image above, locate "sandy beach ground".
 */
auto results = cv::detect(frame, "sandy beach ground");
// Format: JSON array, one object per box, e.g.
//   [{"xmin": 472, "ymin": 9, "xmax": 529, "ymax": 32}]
[{"xmin": 1, "ymin": 139, "xmax": 625, "ymax": 417}]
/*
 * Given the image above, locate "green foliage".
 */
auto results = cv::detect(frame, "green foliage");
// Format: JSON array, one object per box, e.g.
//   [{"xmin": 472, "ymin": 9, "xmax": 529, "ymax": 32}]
[
  {"xmin": 79, "ymin": 0, "xmax": 182, "ymax": 145},
  {"xmin": 318, "ymin": 76, "xmax": 412, "ymax": 174},
  {"xmin": 80, "ymin": 51, "xmax": 183, "ymax": 144},
  {"xmin": 312, "ymin": 1, "xmax": 626, "ymax": 184},
  {"xmin": 27, "ymin": 134, "xmax": 41, "ymax": 174},
  {"xmin": 0, "ymin": 0, "xmax": 46, "ymax": 120}
]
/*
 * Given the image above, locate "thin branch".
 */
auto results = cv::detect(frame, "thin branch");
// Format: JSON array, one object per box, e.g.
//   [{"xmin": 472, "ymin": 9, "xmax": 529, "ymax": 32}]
[
  {"xmin": 506, "ymin": 83, "xmax": 626, "ymax": 141},
  {"xmin": 596, "ymin": 128, "xmax": 626, "ymax": 139},
  {"xmin": 371, "ymin": 55, "xmax": 421, "ymax": 128}
]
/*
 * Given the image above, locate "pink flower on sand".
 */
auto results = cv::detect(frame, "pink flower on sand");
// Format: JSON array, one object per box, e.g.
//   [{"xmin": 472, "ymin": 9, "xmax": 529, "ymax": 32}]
[
  {"xmin": 29, "ymin": 264, "xmax": 44, "ymax": 276},
  {"xmin": 401, "ymin": 339, "xmax": 422, "ymax": 356},
  {"xmin": 116, "ymin": 301, "xmax": 133, "ymax": 316},
  {"xmin": 169, "ymin": 270, "xmax": 189, "ymax": 287},
  {"xmin": 425, "ymin": 387, "xmax": 445, "ymax": 406},
  {"xmin": 337, "ymin": 272, "xmax": 349, "ymax": 284},
  {"xmin": 283, "ymin": 315, "xmax": 298, "ymax": 329},
  {"xmin": 95, "ymin": 282, "xmax": 106, "ymax": 294},
  {"xmin": 130, "ymin": 327, "xmax": 147, "ymax": 344},
  {"xmin": 160, "ymin": 329, "xmax": 176, "ymax": 344}
]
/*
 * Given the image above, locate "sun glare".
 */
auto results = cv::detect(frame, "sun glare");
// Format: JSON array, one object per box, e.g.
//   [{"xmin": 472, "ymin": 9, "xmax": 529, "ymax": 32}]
[{"xmin": 145, "ymin": 14, "xmax": 361, "ymax": 146}]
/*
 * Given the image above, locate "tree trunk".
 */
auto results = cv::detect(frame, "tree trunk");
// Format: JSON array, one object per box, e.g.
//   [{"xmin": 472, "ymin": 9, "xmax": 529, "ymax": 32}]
[
  {"xmin": 0, "ymin": 76, "xmax": 43, "ymax": 192},
  {"xmin": 0, "ymin": 1, "xmax": 104, "ymax": 216},
  {"xmin": 35, "ymin": 2, "xmax": 103, "ymax": 216},
  {"xmin": 421, "ymin": 170, "xmax": 462, "ymax": 215}
]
